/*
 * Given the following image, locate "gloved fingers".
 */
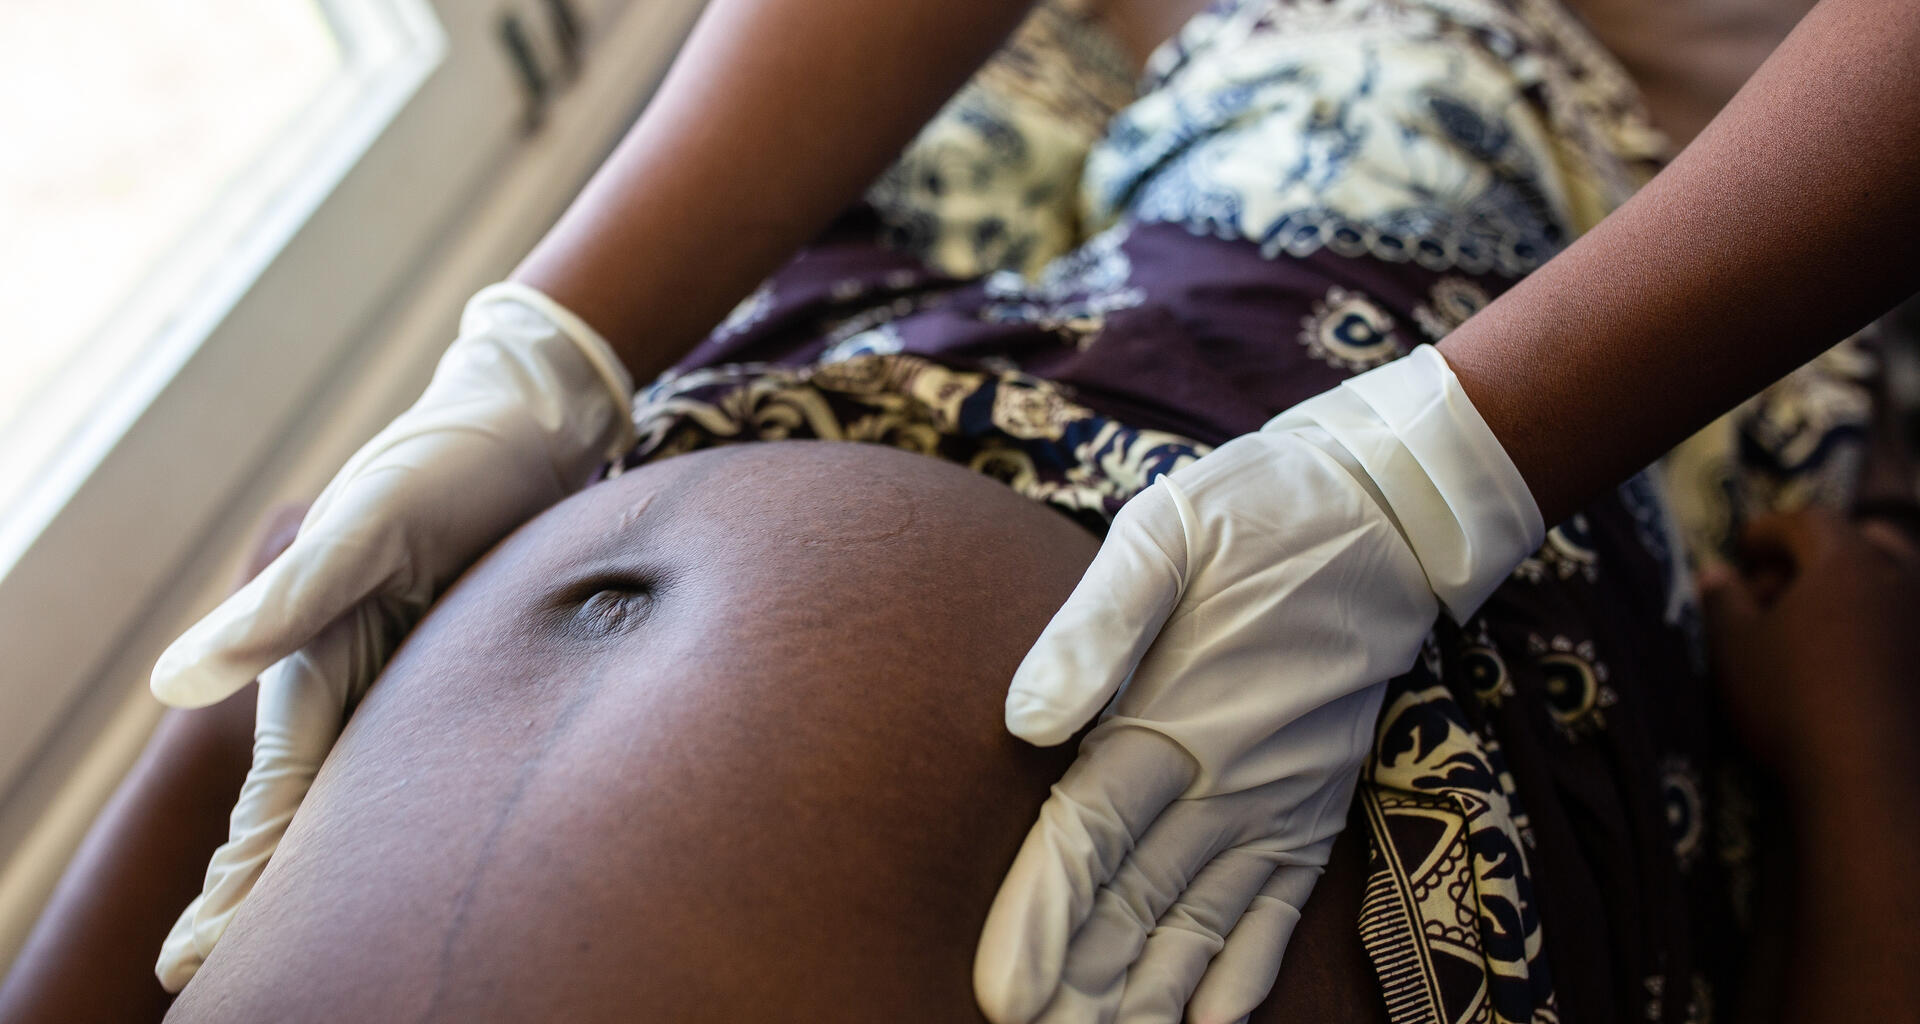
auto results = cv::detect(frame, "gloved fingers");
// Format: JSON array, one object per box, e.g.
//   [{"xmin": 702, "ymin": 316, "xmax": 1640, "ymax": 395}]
[
  {"xmin": 976, "ymin": 727, "xmax": 1198, "ymax": 1024},
  {"xmin": 154, "ymin": 612, "xmax": 381, "ymax": 991},
  {"xmin": 1109, "ymin": 844, "xmax": 1282, "ymax": 1024},
  {"xmin": 155, "ymin": 893, "xmax": 213, "ymax": 993},
  {"xmin": 1058, "ymin": 796, "xmax": 1268, "ymax": 1002},
  {"xmin": 151, "ymin": 504, "xmax": 407, "ymax": 708},
  {"xmin": 1006, "ymin": 481, "xmax": 1195, "ymax": 746},
  {"xmin": 155, "ymin": 786, "xmax": 303, "ymax": 991},
  {"xmin": 1187, "ymin": 857, "xmax": 1328, "ymax": 1024},
  {"xmin": 1030, "ymin": 972, "xmax": 1127, "ymax": 1024}
]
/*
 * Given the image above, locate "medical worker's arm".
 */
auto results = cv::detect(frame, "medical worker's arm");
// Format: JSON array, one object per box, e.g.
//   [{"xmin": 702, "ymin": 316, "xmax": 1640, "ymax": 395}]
[
  {"xmin": 515, "ymin": 0, "xmax": 1042, "ymax": 379},
  {"xmin": 979, "ymin": 0, "xmax": 1920, "ymax": 1020},
  {"xmin": 1440, "ymin": 0, "xmax": 1920, "ymax": 524},
  {"xmin": 0, "ymin": 507, "xmax": 297, "ymax": 1023},
  {"xmin": 149, "ymin": 0, "xmax": 1041, "ymax": 990}
]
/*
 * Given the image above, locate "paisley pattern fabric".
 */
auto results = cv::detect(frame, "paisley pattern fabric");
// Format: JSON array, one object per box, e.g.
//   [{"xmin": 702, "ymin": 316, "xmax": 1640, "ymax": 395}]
[
  {"xmin": 867, "ymin": 0, "xmax": 1137, "ymax": 278},
  {"xmin": 627, "ymin": 352, "xmax": 1204, "ymax": 531},
  {"xmin": 1361, "ymin": 677, "xmax": 1555, "ymax": 1023},
  {"xmin": 1081, "ymin": 0, "xmax": 1667, "ymax": 273},
  {"xmin": 612, "ymin": 2, "xmax": 1770, "ymax": 1022}
]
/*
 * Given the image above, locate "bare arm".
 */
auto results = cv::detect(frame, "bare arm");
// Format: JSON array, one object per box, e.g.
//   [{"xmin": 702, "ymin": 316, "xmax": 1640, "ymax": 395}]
[
  {"xmin": 513, "ymin": 0, "xmax": 1041, "ymax": 380},
  {"xmin": 1440, "ymin": 0, "xmax": 1920, "ymax": 524},
  {"xmin": 4, "ymin": 9, "xmax": 1037, "ymax": 1001},
  {"xmin": 0, "ymin": 700, "xmax": 255, "ymax": 1023},
  {"xmin": 0, "ymin": 506, "xmax": 304, "ymax": 1022}
]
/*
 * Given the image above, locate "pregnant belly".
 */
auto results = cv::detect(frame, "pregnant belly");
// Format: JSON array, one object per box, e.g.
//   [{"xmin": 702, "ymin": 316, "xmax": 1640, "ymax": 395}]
[{"xmin": 166, "ymin": 441, "xmax": 1376, "ymax": 1023}]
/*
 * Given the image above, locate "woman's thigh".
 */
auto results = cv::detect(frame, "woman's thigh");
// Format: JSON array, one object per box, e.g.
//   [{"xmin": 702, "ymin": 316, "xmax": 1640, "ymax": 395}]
[{"xmin": 166, "ymin": 441, "xmax": 1375, "ymax": 1023}]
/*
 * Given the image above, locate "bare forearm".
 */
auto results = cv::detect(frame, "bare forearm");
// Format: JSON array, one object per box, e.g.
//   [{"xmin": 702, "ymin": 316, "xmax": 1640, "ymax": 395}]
[
  {"xmin": 1440, "ymin": 0, "xmax": 1920, "ymax": 523},
  {"xmin": 514, "ymin": 0, "xmax": 1038, "ymax": 380},
  {"xmin": 0, "ymin": 698, "xmax": 254, "ymax": 1023}
]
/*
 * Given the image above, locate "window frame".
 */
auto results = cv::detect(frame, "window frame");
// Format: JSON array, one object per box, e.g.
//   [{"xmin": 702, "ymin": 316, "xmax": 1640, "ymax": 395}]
[{"xmin": 0, "ymin": 0, "xmax": 709, "ymax": 960}]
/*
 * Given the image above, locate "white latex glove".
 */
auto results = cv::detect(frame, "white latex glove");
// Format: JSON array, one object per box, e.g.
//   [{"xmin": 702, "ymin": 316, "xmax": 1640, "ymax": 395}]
[
  {"xmin": 974, "ymin": 345, "xmax": 1543, "ymax": 1023},
  {"xmin": 149, "ymin": 282, "xmax": 635, "ymax": 991}
]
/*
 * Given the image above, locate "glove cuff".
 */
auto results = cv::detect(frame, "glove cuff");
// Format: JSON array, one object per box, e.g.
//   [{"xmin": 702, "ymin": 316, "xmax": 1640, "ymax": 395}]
[
  {"xmin": 464, "ymin": 282, "xmax": 638, "ymax": 461},
  {"xmin": 1270, "ymin": 345, "xmax": 1544, "ymax": 619}
]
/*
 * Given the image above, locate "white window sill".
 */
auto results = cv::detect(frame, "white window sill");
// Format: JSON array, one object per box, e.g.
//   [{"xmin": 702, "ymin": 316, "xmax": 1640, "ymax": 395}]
[{"xmin": 0, "ymin": 0, "xmax": 707, "ymax": 972}]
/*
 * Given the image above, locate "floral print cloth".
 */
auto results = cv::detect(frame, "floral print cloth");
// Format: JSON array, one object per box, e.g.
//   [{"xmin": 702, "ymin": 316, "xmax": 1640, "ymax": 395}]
[{"xmin": 608, "ymin": 2, "xmax": 1843, "ymax": 1021}]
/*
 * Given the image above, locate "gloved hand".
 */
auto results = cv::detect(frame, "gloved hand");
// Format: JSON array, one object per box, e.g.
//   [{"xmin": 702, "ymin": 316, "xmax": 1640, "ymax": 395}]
[
  {"xmin": 149, "ymin": 282, "xmax": 635, "ymax": 991},
  {"xmin": 974, "ymin": 345, "xmax": 1542, "ymax": 1023}
]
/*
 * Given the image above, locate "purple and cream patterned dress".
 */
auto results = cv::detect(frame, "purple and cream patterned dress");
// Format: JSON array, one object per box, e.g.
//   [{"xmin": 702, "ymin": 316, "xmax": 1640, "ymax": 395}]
[{"xmin": 612, "ymin": 2, "xmax": 1874, "ymax": 1020}]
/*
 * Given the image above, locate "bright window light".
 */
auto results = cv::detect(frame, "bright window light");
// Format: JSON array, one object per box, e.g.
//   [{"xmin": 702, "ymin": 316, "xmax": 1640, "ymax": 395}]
[{"xmin": 0, "ymin": 0, "xmax": 428, "ymax": 534}]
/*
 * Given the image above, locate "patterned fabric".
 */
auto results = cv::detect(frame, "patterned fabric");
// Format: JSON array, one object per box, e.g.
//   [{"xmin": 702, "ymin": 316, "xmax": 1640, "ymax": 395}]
[
  {"xmin": 628, "ymin": 353, "xmax": 1203, "ymax": 531},
  {"xmin": 866, "ymin": 0, "xmax": 1136, "ymax": 278},
  {"xmin": 1662, "ymin": 337, "xmax": 1880, "ymax": 561},
  {"xmin": 1361, "ymin": 674, "xmax": 1554, "ymax": 1023},
  {"xmin": 614, "ymin": 3, "xmax": 1762, "ymax": 1023},
  {"xmin": 1081, "ymin": 0, "xmax": 1667, "ymax": 273}
]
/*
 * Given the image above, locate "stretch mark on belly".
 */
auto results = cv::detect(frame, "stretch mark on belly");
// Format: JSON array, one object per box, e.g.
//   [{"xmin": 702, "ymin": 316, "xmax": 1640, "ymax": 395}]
[
  {"xmin": 415, "ymin": 660, "xmax": 610, "ymax": 1023},
  {"xmin": 617, "ymin": 493, "xmax": 655, "ymax": 530},
  {"xmin": 775, "ymin": 475, "xmax": 922, "ymax": 550}
]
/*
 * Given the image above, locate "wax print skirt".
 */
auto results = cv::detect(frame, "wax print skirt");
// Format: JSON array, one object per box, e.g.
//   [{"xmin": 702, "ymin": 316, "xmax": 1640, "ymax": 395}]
[{"xmin": 613, "ymin": 1, "xmax": 1874, "ymax": 1021}]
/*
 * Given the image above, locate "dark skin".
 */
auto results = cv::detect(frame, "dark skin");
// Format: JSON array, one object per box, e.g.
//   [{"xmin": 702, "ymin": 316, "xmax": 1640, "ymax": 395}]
[
  {"xmin": 0, "ymin": 507, "xmax": 298, "ymax": 1024},
  {"xmin": 1439, "ymin": 0, "xmax": 1920, "ymax": 524},
  {"xmin": 8, "ymin": 0, "xmax": 1919, "ymax": 1016},
  {"xmin": 9, "ymin": 450, "xmax": 1912, "ymax": 1022},
  {"xmin": 1699, "ymin": 508, "xmax": 1920, "ymax": 1023},
  {"xmin": 16, "ymin": 451, "xmax": 1911, "ymax": 1023},
  {"xmin": 1562, "ymin": 0, "xmax": 1817, "ymax": 146},
  {"xmin": 1699, "ymin": 346, "xmax": 1920, "ymax": 1023},
  {"xmin": 0, "ymin": 701, "xmax": 258, "ymax": 1023},
  {"xmin": 508, "ymin": 0, "xmax": 1920, "ymax": 529},
  {"xmin": 157, "ymin": 443, "xmax": 1381, "ymax": 1023}
]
